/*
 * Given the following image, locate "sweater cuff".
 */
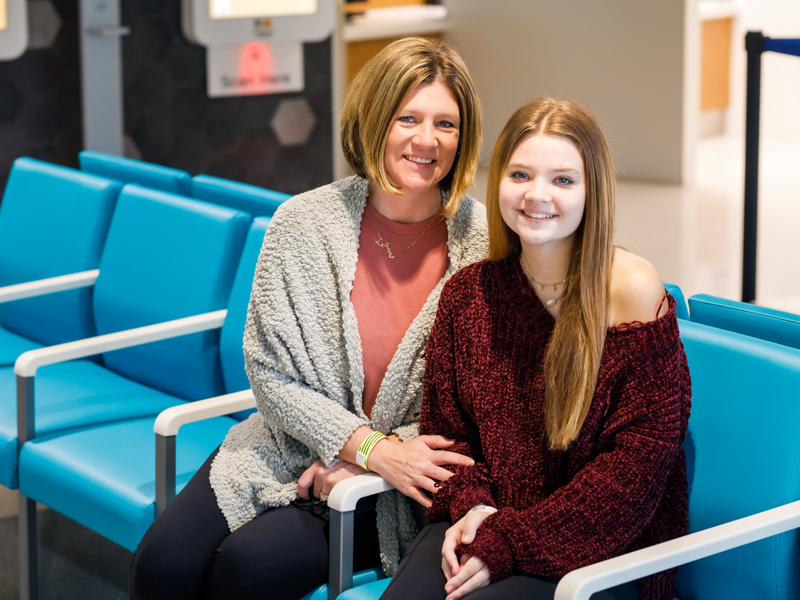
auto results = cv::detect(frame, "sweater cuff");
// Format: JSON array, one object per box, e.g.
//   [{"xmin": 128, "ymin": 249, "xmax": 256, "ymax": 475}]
[
  {"xmin": 458, "ymin": 514, "xmax": 513, "ymax": 582},
  {"xmin": 427, "ymin": 478, "xmax": 495, "ymax": 522}
]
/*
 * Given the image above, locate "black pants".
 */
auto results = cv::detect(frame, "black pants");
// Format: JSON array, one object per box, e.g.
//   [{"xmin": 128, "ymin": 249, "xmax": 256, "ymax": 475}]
[
  {"xmin": 381, "ymin": 523, "xmax": 639, "ymax": 600},
  {"xmin": 129, "ymin": 448, "xmax": 381, "ymax": 600}
]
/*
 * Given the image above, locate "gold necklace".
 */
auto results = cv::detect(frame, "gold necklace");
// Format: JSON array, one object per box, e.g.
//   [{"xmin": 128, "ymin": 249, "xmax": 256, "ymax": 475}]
[
  {"xmin": 519, "ymin": 256, "xmax": 567, "ymax": 307},
  {"xmin": 369, "ymin": 204, "xmax": 442, "ymax": 259}
]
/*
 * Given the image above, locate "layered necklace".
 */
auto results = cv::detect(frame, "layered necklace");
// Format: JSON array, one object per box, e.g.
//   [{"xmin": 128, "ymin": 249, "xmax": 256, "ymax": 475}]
[
  {"xmin": 519, "ymin": 256, "xmax": 568, "ymax": 307},
  {"xmin": 368, "ymin": 202, "xmax": 443, "ymax": 259}
]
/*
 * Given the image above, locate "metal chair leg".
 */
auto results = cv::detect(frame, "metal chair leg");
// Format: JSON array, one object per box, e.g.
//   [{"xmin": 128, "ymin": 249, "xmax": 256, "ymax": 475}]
[
  {"xmin": 328, "ymin": 508, "xmax": 355, "ymax": 600},
  {"xmin": 19, "ymin": 494, "xmax": 38, "ymax": 600}
]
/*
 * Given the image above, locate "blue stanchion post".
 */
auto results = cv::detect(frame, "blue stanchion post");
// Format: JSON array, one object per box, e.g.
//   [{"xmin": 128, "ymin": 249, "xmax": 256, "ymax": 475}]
[
  {"xmin": 742, "ymin": 31, "xmax": 764, "ymax": 303},
  {"xmin": 741, "ymin": 32, "xmax": 799, "ymax": 303}
]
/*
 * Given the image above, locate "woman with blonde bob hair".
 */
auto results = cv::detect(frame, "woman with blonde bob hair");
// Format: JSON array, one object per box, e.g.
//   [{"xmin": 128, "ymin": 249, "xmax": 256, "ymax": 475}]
[
  {"xmin": 130, "ymin": 37, "xmax": 488, "ymax": 600},
  {"xmin": 381, "ymin": 98, "xmax": 691, "ymax": 600}
]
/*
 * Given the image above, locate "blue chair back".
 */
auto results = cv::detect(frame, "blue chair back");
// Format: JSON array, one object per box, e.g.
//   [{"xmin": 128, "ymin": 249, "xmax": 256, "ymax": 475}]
[
  {"xmin": 664, "ymin": 282, "xmax": 688, "ymax": 320},
  {"xmin": 192, "ymin": 174, "xmax": 289, "ymax": 218},
  {"xmin": 688, "ymin": 293, "xmax": 800, "ymax": 350},
  {"xmin": 0, "ymin": 157, "xmax": 120, "ymax": 346},
  {"xmin": 677, "ymin": 320, "xmax": 800, "ymax": 599},
  {"xmin": 219, "ymin": 217, "xmax": 270, "ymax": 396},
  {"xmin": 92, "ymin": 185, "xmax": 249, "ymax": 401},
  {"xmin": 79, "ymin": 150, "xmax": 193, "ymax": 196}
]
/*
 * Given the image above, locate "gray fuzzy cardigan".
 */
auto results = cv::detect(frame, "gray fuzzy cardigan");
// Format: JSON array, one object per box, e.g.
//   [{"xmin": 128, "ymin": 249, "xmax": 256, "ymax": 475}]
[{"xmin": 209, "ymin": 176, "xmax": 488, "ymax": 575}]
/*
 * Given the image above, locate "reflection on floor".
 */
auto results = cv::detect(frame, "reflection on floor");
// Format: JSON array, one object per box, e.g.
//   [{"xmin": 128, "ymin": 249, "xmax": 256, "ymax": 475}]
[{"xmin": 0, "ymin": 486, "xmax": 128, "ymax": 600}]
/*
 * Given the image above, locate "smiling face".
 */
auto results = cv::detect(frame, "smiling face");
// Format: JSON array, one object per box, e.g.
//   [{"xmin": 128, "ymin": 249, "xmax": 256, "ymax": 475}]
[
  {"xmin": 499, "ymin": 132, "xmax": 586, "ymax": 255},
  {"xmin": 383, "ymin": 80, "xmax": 461, "ymax": 203}
]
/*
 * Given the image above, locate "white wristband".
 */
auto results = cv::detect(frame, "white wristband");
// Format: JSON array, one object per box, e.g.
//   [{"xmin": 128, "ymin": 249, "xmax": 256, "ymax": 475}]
[{"xmin": 467, "ymin": 505, "xmax": 497, "ymax": 516}]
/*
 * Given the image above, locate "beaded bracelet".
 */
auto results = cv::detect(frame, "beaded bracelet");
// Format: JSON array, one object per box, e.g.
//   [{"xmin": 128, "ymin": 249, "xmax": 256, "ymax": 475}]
[{"xmin": 356, "ymin": 431, "xmax": 387, "ymax": 471}]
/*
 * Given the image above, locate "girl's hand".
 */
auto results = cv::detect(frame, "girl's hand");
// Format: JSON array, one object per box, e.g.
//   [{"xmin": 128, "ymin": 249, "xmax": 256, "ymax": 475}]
[
  {"xmin": 444, "ymin": 554, "xmax": 490, "ymax": 600},
  {"xmin": 441, "ymin": 509, "xmax": 493, "ymax": 579},
  {"xmin": 366, "ymin": 435, "xmax": 475, "ymax": 508},
  {"xmin": 296, "ymin": 459, "xmax": 365, "ymax": 500}
]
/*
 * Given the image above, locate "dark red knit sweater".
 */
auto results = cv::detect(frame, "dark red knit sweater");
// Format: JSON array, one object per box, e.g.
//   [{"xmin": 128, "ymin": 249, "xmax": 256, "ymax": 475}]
[{"xmin": 420, "ymin": 257, "xmax": 691, "ymax": 600}]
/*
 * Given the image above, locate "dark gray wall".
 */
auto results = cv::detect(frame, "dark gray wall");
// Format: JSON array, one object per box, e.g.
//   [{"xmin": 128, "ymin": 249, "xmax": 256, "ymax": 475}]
[{"xmin": 0, "ymin": 0, "xmax": 333, "ymax": 197}]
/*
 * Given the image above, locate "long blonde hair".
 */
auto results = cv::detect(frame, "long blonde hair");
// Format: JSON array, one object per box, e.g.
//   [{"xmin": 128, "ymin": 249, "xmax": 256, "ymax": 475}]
[
  {"xmin": 340, "ymin": 37, "xmax": 482, "ymax": 217},
  {"xmin": 487, "ymin": 98, "xmax": 615, "ymax": 450}
]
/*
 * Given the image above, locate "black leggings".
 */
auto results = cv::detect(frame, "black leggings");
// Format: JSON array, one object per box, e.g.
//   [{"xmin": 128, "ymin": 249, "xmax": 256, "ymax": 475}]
[
  {"xmin": 381, "ymin": 523, "xmax": 639, "ymax": 600},
  {"xmin": 129, "ymin": 448, "xmax": 381, "ymax": 600}
]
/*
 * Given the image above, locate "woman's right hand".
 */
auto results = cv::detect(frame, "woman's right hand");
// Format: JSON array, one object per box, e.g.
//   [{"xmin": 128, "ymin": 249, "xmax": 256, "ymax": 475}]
[{"xmin": 366, "ymin": 435, "xmax": 475, "ymax": 508}]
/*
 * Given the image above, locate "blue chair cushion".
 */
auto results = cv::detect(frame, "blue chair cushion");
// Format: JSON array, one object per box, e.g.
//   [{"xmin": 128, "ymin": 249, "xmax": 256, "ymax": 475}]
[
  {"xmin": 79, "ymin": 150, "xmax": 193, "ymax": 196},
  {"xmin": 334, "ymin": 578, "xmax": 391, "ymax": 600},
  {"xmin": 0, "ymin": 327, "xmax": 42, "ymax": 368},
  {"xmin": 688, "ymin": 293, "xmax": 800, "ymax": 350},
  {"xmin": 0, "ymin": 360, "xmax": 185, "ymax": 489},
  {"xmin": 93, "ymin": 185, "xmax": 249, "ymax": 401},
  {"xmin": 18, "ymin": 414, "xmax": 236, "ymax": 552},
  {"xmin": 0, "ymin": 157, "xmax": 120, "ymax": 346},
  {"xmin": 192, "ymin": 174, "xmax": 289, "ymax": 218}
]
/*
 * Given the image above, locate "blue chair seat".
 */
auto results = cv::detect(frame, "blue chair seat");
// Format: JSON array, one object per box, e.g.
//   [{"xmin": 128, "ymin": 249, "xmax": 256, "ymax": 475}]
[
  {"xmin": 19, "ymin": 414, "xmax": 237, "ymax": 552},
  {"xmin": 334, "ymin": 578, "xmax": 390, "ymax": 600},
  {"xmin": 300, "ymin": 568, "xmax": 386, "ymax": 600},
  {"xmin": 0, "ymin": 327, "xmax": 42, "ymax": 368},
  {"xmin": 0, "ymin": 360, "xmax": 184, "ymax": 489}
]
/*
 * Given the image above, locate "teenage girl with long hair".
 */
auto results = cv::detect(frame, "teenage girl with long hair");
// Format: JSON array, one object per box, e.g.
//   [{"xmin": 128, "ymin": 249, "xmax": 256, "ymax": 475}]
[{"xmin": 380, "ymin": 97, "xmax": 691, "ymax": 600}]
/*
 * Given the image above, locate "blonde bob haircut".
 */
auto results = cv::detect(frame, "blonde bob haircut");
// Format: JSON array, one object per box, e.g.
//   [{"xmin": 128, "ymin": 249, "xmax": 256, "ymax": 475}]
[
  {"xmin": 486, "ymin": 97, "xmax": 615, "ymax": 451},
  {"xmin": 341, "ymin": 37, "xmax": 481, "ymax": 217}
]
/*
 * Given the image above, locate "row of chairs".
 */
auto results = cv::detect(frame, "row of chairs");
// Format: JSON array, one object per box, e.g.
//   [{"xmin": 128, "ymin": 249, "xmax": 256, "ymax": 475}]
[
  {"xmin": 0, "ymin": 153, "xmax": 289, "ymax": 600},
  {"xmin": 317, "ymin": 290, "xmax": 800, "ymax": 600}
]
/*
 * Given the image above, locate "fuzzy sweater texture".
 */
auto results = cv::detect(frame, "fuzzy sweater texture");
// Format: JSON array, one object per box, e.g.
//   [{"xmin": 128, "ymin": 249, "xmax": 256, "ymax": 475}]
[
  {"xmin": 209, "ymin": 176, "xmax": 488, "ymax": 575},
  {"xmin": 420, "ymin": 257, "xmax": 691, "ymax": 600}
]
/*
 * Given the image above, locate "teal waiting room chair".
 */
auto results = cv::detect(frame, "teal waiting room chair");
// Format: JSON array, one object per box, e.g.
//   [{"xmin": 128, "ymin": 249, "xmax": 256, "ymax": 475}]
[
  {"xmin": 11, "ymin": 186, "xmax": 250, "ymax": 599},
  {"xmin": 0, "ymin": 157, "xmax": 121, "ymax": 366},
  {"xmin": 192, "ymin": 174, "xmax": 290, "ymax": 218},
  {"xmin": 688, "ymin": 293, "xmax": 800, "ymax": 350},
  {"xmin": 79, "ymin": 150, "xmax": 193, "ymax": 196}
]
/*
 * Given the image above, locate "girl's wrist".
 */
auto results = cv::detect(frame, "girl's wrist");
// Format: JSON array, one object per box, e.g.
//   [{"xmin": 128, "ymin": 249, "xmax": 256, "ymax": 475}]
[{"xmin": 467, "ymin": 505, "xmax": 497, "ymax": 516}]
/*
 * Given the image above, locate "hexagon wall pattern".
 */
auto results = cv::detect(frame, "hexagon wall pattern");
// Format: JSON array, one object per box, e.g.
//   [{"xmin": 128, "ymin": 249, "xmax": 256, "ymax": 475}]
[
  {"xmin": 0, "ymin": 0, "xmax": 332, "ymax": 199},
  {"xmin": 121, "ymin": 0, "xmax": 332, "ymax": 196},
  {"xmin": 271, "ymin": 98, "xmax": 317, "ymax": 147}
]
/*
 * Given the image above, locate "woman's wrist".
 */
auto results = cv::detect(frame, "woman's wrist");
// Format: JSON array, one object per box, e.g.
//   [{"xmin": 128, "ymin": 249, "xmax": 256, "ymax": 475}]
[
  {"xmin": 358, "ymin": 434, "xmax": 395, "ymax": 474},
  {"xmin": 355, "ymin": 431, "xmax": 388, "ymax": 470}
]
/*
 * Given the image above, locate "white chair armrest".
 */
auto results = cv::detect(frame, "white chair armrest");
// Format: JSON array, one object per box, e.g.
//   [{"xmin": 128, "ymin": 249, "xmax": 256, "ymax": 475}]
[
  {"xmin": 154, "ymin": 390, "xmax": 256, "ymax": 437},
  {"xmin": 328, "ymin": 473, "xmax": 395, "ymax": 513},
  {"xmin": 14, "ymin": 309, "xmax": 227, "ymax": 377},
  {"xmin": 0, "ymin": 269, "xmax": 99, "ymax": 303},
  {"xmin": 554, "ymin": 499, "xmax": 800, "ymax": 600}
]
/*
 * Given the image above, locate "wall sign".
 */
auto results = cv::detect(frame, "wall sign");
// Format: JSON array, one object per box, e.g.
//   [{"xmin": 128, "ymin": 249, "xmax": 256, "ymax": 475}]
[{"xmin": 207, "ymin": 41, "xmax": 303, "ymax": 97}]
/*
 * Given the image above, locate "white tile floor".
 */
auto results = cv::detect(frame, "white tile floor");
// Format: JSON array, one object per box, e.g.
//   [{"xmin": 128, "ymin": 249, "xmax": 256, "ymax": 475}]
[{"xmin": 472, "ymin": 134, "xmax": 800, "ymax": 314}]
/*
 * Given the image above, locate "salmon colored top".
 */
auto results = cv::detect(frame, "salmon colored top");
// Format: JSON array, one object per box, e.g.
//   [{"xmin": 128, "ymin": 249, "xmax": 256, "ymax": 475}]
[{"xmin": 352, "ymin": 202, "xmax": 449, "ymax": 418}]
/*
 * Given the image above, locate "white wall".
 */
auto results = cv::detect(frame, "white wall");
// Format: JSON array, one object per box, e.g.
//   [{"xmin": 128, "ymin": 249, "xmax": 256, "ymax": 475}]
[
  {"xmin": 726, "ymin": 0, "xmax": 800, "ymax": 141},
  {"xmin": 444, "ymin": 0, "xmax": 693, "ymax": 184}
]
